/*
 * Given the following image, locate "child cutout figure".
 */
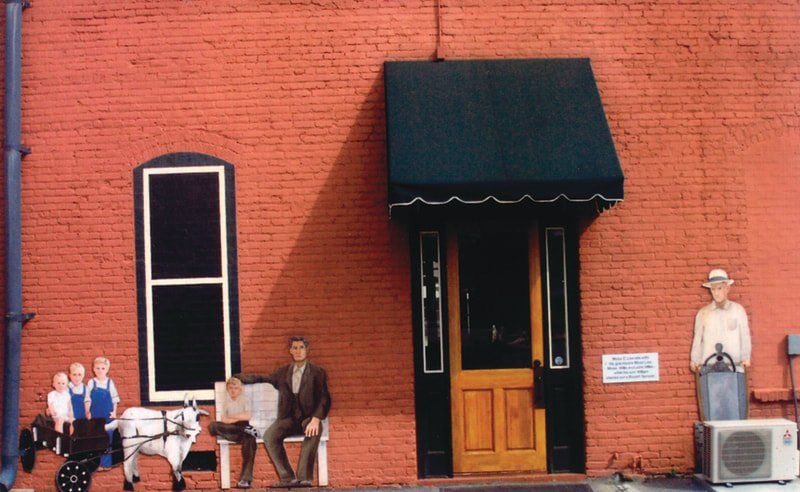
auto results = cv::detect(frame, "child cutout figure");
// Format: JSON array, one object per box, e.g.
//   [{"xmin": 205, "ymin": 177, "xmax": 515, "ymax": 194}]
[
  {"xmin": 68, "ymin": 362, "xmax": 87, "ymax": 420},
  {"xmin": 84, "ymin": 356, "xmax": 120, "ymax": 470},
  {"xmin": 47, "ymin": 372, "xmax": 73, "ymax": 434},
  {"xmin": 208, "ymin": 377, "xmax": 260, "ymax": 489}
]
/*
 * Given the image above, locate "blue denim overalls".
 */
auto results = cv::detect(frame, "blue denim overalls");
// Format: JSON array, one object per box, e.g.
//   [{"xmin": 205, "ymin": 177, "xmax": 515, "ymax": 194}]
[
  {"xmin": 89, "ymin": 378, "xmax": 115, "ymax": 468},
  {"xmin": 68, "ymin": 383, "xmax": 86, "ymax": 420}
]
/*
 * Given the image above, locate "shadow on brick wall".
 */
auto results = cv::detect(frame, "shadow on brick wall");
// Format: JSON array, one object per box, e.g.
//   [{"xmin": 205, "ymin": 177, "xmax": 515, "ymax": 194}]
[{"xmin": 238, "ymin": 71, "xmax": 418, "ymax": 481}]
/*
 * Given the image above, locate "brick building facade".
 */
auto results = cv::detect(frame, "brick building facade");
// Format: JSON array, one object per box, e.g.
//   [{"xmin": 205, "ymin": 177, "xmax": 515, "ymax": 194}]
[{"xmin": 1, "ymin": 1, "xmax": 799, "ymax": 489}]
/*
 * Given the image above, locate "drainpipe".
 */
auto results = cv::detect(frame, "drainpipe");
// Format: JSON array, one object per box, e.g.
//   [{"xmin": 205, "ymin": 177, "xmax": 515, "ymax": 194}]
[{"xmin": 1, "ymin": 1, "xmax": 32, "ymax": 490}]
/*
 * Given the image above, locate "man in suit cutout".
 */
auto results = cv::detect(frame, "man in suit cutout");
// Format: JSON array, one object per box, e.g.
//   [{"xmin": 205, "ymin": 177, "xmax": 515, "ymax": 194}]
[{"xmin": 237, "ymin": 336, "xmax": 331, "ymax": 488}]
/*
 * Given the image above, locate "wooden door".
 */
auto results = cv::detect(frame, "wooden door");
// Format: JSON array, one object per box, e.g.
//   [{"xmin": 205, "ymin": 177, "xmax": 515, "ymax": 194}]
[{"xmin": 448, "ymin": 223, "xmax": 546, "ymax": 473}]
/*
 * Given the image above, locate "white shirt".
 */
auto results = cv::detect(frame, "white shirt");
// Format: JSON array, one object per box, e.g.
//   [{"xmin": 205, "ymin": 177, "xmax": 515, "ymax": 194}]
[
  {"xmin": 68, "ymin": 381, "xmax": 85, "ymax": 395},
  {"xmin": 48, "ymin": 390, "xmax": 73, "ymax": 421},
  {"xmin": 223, "ymin": 394, "xmax": 250, "ymax": 420},
  {"xmin": 292, "ymin": 363, "xmax": 307, "ymax": 394},
  {"xmin": 691, "ymin": 300, "xmax": 752, "ymax": 366}
]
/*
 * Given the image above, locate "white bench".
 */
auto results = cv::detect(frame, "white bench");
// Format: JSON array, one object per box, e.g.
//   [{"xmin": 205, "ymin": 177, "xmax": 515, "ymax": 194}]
[{"xmin": 213, "ymin": 381, "xmax": 329, "ymax": 489}]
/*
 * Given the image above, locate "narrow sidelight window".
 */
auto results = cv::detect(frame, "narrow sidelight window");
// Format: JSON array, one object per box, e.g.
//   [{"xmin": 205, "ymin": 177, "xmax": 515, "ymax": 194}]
[
  {"xmin": 419, "ymin": 231, "xmax": 444, "ymax": 373},
  {"xmin": 545, "ymin": 227, "xmax": 569, "ymax": 369}
]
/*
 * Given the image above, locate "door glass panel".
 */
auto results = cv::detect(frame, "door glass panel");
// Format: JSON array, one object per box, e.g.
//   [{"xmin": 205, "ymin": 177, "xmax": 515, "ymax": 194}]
[
  {"xmin": 458, "ymin": 223, "xmax": 531, "ymax": 370},
  {"xmin": 545, "ymin": 227, "xmax": 570, "ymax": 369}
]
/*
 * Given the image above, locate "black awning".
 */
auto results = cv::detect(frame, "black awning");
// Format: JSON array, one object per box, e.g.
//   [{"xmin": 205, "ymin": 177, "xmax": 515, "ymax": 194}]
[{"xmin": 384, "ymin": 58, "xmax": 624, "ymax": 216}]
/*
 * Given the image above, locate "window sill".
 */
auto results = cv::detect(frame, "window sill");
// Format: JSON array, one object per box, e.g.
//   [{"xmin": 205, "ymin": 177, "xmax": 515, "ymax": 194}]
[{"xmin": 752, "ymin": 387, "xmax": 798, "ymax": 402}]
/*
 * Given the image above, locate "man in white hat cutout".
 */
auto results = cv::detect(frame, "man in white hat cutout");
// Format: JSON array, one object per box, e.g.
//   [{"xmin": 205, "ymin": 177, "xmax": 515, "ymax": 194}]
[{"xmin": 690, "ymin": 269, "xmax": 752, "ymax": 373}]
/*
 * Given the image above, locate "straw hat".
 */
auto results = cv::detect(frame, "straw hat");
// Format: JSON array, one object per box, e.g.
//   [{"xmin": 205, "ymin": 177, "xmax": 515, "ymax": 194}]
[{"xmin": 702, "ymin": 268, "xmax": 734, "ymax": 288}]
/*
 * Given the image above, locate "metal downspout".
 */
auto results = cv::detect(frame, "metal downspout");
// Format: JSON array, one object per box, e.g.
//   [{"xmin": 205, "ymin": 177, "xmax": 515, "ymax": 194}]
[{"xmin": 1, "ymin": 1, "xmax": 30, "ymax": 490}]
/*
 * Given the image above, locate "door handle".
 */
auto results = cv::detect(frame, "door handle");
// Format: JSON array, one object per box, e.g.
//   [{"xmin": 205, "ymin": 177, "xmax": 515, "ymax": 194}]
[{"xmin": 533, "ymin": 360, "xmax": 546, "ymax": 407}]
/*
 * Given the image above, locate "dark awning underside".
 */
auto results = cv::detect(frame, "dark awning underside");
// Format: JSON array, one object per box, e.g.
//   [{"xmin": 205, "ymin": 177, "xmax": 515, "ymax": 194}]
[{"xmin": 384, "ymin": 58, "xmax": 624, "ymax": 216}]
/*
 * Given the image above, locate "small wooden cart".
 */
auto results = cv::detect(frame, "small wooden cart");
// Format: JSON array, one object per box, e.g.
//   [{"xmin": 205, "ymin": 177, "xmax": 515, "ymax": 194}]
[{"xmin": 19, "ymin": 417, "xmax": 121, "ymax": 492}]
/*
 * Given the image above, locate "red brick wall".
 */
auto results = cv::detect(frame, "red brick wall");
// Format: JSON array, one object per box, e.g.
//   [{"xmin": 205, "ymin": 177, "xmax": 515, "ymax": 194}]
[
  {"xmin": 0, "ymin": 1, "xmax": 797, "ymax": 489},
  {"xmin": 577, "ymin": 3, "xmax": 800, "ymax": 477}
]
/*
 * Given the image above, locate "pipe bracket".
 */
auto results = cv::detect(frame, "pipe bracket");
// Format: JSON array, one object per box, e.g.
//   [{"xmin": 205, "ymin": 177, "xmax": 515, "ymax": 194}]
[
  {"xmin": 4, "ymin": 0, "xmax": 31, "ymax": 8},
  {"xmin": 3, "ymin": 144, "xmax": 30, "ymax": 155},
  {"xmin": 5, "ymin": 312, "xmax": 35, "ymax": 324}
]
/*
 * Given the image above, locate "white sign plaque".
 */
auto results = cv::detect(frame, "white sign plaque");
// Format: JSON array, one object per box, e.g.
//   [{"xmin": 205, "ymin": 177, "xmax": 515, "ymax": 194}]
[{"xmin": 602, "ymin": 352, "xmax": 659, "ymax": 384}]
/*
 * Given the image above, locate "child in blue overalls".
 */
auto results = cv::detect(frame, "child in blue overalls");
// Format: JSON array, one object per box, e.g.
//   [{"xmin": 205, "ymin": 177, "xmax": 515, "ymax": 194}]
[
  {"xmin": 84, "ymin": 356, "xmax": 120, "ymax": 469},
  {"xmin": 67, "ymin": 362, "xmax": 87, "ymax": 420}
]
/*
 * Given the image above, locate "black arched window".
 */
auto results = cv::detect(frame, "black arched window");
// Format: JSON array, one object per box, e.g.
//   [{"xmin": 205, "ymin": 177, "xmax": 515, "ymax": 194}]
[{"xmin": 134, "ymin": 153, "xmax": 241, "ymax": 404}]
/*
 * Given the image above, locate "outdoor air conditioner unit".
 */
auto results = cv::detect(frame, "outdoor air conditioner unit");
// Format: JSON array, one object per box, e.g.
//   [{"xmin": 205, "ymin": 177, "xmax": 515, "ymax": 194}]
[{"xmin": 701, "ymin": 419, "xmax": 799, "ymax": 485}]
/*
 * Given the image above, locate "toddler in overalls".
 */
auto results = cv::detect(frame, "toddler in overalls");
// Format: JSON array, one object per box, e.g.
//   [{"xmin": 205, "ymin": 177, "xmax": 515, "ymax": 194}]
[
  {"xmin": 84, "ymin": 356, "xmax": 120, "ymax": 469},
  {"xmin": 67, "ymin": 362, "xmax": 87, "ymax": 420}
]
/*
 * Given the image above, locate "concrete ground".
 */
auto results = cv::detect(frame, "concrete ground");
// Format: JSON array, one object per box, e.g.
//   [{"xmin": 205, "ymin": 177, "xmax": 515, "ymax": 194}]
[
  {"xmin": 588, "ymin": 475, "xmax": 799, "ymax": 492},
  {"xmin": 331, "ymin": 475, "xmax": 800, "ymax": 492},
  {"xmin": 13, "ymin": 475, "xmax": 797, "ymax": 491}
]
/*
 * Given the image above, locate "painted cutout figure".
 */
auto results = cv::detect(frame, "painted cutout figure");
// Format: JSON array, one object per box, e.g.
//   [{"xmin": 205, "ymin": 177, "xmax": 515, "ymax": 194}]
[
  {"xmin": 110, "ymin": 396, "xmax": 208, "ymax": 491},
  {"xmin": 68, "ymin": 362, "xmax": 87, "ymax": 420},
  {"xmin": 47, "ymin": 372, "xmax": 73, "ymax": 434},
  {"xmin": 84, "ymin": 356, "xmax": 120, "ymax": 469},
  {"xmin": 236, "ymin": 336, "xmax": 331, "ymax": 488},
  {"xmin": 207, "ymin": 377, "xmax": 260, "ymax": 489},
  {"xmin": 690, "ymin": 269, "xmax": 752, "ymax": 373}
]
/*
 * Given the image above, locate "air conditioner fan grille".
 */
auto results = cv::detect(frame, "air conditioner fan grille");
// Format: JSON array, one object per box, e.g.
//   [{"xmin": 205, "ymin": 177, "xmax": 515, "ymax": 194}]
[{"xmin": 719, "ymin": 430, "xmax": 770, "ymax": 479}]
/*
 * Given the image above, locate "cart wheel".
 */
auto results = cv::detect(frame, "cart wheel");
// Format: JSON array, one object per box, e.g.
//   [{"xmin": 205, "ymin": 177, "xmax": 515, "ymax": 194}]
[
  {"xmin": 72, "ymin": 450, "xmax": 102, "ymax": 473},
  {"xmin": 56, "ymin": 460, "xmax": 91, "ymax": 492},
  {"xmin": 19, "ymin": 428, "xmax": 36, "ymax": 473}
]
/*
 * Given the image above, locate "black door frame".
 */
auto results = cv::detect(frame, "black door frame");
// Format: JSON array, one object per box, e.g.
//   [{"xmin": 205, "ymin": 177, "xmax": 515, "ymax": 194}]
[
  {"xmin": 409, "ymin": 220, "xmax": 586, "ymax": 477},
  {"xmin": 409, "ymin": 223, "xmax": 453, "ymax": 478},
  {"xmin": 540, "ymin": 223, "xmax": 586, "ymax": 473}
]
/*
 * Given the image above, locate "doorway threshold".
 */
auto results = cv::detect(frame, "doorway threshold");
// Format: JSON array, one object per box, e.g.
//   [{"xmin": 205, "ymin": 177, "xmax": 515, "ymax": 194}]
[{"xmin": 418, "ymin": 472, "xmax": 587, "ymax": 488}]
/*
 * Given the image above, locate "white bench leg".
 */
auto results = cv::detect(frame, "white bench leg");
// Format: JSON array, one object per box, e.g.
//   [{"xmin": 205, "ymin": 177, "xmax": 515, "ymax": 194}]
[
  {"xmin": 220, "ymin": 442, "xmax": 231, "ymax": 489},
  {"xmin": 317, "ymin": 441, "xmax": 328, "ymax": 486}
]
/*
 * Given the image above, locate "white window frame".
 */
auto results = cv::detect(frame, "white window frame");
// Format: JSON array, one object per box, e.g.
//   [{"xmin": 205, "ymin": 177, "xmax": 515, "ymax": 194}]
[{"xmin": 142, "ymin": 166, "xmax": 231, "ymax": 402}]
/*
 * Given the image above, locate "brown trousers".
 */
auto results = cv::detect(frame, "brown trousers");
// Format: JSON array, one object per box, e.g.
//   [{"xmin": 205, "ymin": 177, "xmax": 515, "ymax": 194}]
[
  {"xmin": 208, "ymin": 421, "xmax": 257, "ymax": 482},
  {"xmin": 263, "ymin": 417, "xmax": 321, "ymax": 482}
]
